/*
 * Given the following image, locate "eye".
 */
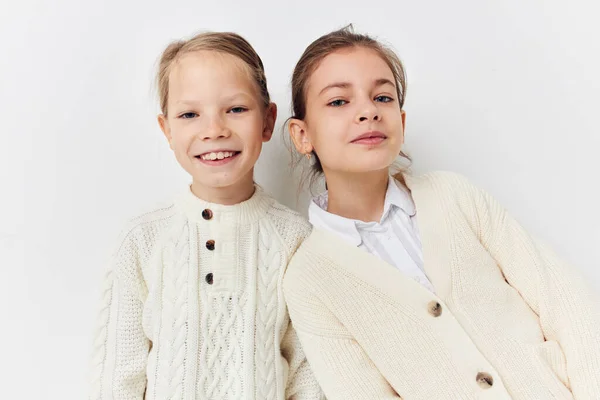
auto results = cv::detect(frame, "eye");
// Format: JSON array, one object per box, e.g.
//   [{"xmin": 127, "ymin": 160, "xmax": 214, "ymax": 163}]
[
  {"xmin": 228, "ymin": 107, "xmax": 248, "ymax": 114},
  {"xmin": 327, "ymin": 99, "xmax": 348, "ymax": 107},
  {"xmin": 179, "ymin": 112, "xmax": 198, "ymax": 119},
  {"xmin": 375, "ymin": 95, "xmax": 394, "ymax": 103}
]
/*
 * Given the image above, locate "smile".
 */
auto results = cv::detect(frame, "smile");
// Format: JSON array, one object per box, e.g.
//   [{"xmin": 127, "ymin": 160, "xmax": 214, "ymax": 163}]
[{"xmin": 196, "ymin": 151, "xmax": 239, "ymax": 161}]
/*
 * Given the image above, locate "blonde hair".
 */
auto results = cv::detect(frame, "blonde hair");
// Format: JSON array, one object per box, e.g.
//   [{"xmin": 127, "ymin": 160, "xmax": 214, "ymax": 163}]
[{"xmin": 156, "ymin": 31, "xmax": 271, "ymax": 116}]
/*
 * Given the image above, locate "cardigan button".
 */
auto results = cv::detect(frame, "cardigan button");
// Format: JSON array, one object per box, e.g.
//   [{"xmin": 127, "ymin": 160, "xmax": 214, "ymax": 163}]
[
  {"xmin": 201, "ymin": 209, "xmax": 213, "ymax": 220},
  {"xmin": 428, "ymin": 301, "xmax": 442, "ymax": 317},
  {"xmin": 476, "ymin": 372, "xmax": 494, "ymax": 389},
  {"xmin": 206, "ymin": 240, "xmax": 215, "ymax": 251},
  {"xmin": 205, "ymin": 273, "xmax": 214, "ymax": 285}
]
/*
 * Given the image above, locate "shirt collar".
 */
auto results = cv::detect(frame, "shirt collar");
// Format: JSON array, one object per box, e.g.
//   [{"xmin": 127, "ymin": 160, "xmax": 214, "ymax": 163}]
[
  {"xmin": 385, "ymin": 176, "xmax": 416, "ymax": 218},
  {"xmin": 308, "ymin": 176, "xmax": 416, "ymax": 247}
]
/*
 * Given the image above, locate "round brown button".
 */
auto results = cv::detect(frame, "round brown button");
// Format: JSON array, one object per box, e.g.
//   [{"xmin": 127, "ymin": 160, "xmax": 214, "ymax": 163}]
[
  {"xmin": 206, "ymin": 240, "xmax": 215, "ymax": 251},
  {"xmin": 202, "ymin": 209, "xmax": 213, "ymax": 220},
  {"xmin": 205, "ymin": 273, "xmax": 214, "ymax": 285},
  {"xmin": 428, "ymin": 301, "xmax": 442, "ymax": 317},
  {"xmin": 476, "ymin": 372, "xmax": 493, "ymax": 389}
]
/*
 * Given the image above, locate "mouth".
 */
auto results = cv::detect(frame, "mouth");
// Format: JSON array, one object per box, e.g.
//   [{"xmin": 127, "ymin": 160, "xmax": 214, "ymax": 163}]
[
  {"xmin": 351, "ymin": 131, "xmax": 388, "ymax": 145},
  {"xmin": 194, "ymin": 150, "xmax": 241, "ymax": 165}
]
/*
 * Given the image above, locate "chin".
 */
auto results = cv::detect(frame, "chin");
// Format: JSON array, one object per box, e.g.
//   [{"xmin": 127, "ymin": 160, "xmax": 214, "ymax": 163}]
[
  {"xmin": 193, "ymin": 176, "xmax": 240, "ymax": 189},
  {"xmin": 350, "ymin": 156, "xmax": 396, "ymax": 173}
]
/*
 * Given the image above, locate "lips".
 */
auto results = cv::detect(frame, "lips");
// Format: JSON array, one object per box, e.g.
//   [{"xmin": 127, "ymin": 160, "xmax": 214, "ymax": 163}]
[{"xmin": 351, "ymin": 131, "xmax": 387, "ymax": 144}]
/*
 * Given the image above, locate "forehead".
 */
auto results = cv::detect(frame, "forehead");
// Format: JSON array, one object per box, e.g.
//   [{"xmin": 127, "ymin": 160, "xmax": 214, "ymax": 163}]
[
  {"xmin": 168, "ymin": 50, "xmax": 257, "ymax": 96},
  {"xmin": 308, "ymin": 47, "xmax": 395, "ymax": 93}
]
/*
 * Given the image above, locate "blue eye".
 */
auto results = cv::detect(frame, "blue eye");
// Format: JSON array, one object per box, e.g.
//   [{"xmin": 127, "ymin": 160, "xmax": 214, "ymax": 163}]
[
  {"xmin": 328, "ymin": 99, "xmax": 347, "ymax": 107},
  {"xmin": 228, "ymin": 107, "xmax": 248, "ymax": 114},
  {"xmin": 179, "ymin": 112, "xmax": 198, "ymax": 119},
  {"xmin": 375, "ymin": 95, "xmax": 394, "ymax": 103}
]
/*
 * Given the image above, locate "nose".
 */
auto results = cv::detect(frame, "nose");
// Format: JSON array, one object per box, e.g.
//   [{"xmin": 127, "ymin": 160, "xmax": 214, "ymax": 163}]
[
  {"xmin": 355, "ymin": 99, "xmax": 380, "ymax": 123},
  {"xmin": 202, "ymin": 115, "xmax": 231, "ymax": 140}
]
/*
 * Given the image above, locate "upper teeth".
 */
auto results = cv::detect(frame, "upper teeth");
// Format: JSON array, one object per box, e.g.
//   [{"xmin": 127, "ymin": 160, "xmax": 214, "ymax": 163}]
[{"xmin": 201, "ymin": 151, "xmax": 235, "ymax": 161}]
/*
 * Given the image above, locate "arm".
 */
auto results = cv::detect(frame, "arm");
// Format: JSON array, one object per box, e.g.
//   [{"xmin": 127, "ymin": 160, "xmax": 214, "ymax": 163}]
[
  {"xmin": 281, "ymin": 322, "xmax": 326, "ymax": 400},
  {"xmin": 283, "ymin": 271, "xmax": 401, "ymax": 400},
  {"xmin": 89, "ymin": 230, "xmax": 150, "ymax": 400},
  {"xmin": 466, "ymin": 177, "xmax": 600, "ymax": 399}
]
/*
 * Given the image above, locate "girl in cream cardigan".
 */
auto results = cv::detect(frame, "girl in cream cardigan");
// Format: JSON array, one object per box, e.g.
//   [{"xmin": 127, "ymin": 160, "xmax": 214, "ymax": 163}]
[{"xmin": 284, "ymin": 26, "xmax": 600, "ymax": 400}]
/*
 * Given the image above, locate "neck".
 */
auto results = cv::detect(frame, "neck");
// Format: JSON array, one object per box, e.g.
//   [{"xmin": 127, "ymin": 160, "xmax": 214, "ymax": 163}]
[
  {"xmin": 324, "ymin": 168, "xmax": 389, "ymax": 223},
  {"xmin": 190, "ymin": 172, "xmax": 255, "ymax": 205}
]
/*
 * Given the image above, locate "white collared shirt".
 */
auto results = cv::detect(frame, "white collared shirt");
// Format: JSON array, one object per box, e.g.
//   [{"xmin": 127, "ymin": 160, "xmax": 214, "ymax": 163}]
[{"xmin": 308, "ymin": 177, "xmax": 435, "ymax": 293}]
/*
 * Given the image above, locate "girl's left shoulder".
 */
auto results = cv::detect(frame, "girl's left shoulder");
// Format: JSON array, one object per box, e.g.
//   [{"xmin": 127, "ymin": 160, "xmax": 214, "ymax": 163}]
[
  {"xmin": 405, "ymin": 170, "xmax": 483, "ymax": 200},
  {"xmin": 263, "ymin": 198, "xmax": 312, "ymax": 257},
  {"xmin": 404, "ymin": 170, "xmax": 500, "ymax": 224}
]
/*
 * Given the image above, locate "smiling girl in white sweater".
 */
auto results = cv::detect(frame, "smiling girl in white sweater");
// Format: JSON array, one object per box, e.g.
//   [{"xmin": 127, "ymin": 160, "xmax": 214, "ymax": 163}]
[{"xmin": 89, "ymin": 31, "xmax": 323, "ymax": 400}]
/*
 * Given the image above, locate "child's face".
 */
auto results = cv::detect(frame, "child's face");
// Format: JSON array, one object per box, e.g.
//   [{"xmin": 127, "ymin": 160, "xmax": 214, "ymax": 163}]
[
  {"xmin": 291, "ymin": 47, "xmax": 405, "ymax": 176},
  {"xmin": 159, "ymin": 51, "xmax": 275, "ymax": 196}
]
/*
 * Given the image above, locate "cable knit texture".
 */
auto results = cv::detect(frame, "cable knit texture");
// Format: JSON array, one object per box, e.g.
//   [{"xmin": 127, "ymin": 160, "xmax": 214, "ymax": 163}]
[
  {"xmin": 90, "ymin": 186, "xmax": 325, "ymax": 400},
  {"xmin": 283, "ymin": 171, "xmax": 600, "ymax": 400}
]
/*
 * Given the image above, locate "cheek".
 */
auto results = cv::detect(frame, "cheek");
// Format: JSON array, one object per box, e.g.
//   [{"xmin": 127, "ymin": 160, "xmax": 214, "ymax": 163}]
[
  {"xmin": 386, "ymin": 108, "xmax": 404, "ymax": 128},
  {"xmin": 235, "ymin": 116, "xmax": 264, "ymax": 144},
  {"xmin": 170, "ymin": 127, "xmax": 195, "ymax": 153},
  {"xmin": 312, "ymin": 116, "xmax": 346, "ymax": 146}
]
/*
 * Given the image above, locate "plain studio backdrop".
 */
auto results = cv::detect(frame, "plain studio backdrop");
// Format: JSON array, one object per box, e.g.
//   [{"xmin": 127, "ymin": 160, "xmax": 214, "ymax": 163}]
[{"xmin": 1, "ymin": 0, "xmax": 599, "ymax": 398}]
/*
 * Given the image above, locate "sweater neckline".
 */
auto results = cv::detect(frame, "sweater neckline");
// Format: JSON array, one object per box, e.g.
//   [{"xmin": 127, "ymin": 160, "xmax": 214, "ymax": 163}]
[
  {"xmin": 175, "ymin": 184, "xmax": 273, "ymax": 225},
  {"xmin": 303, "ymin": 171, "xmax": 455, "ymax": 299}
]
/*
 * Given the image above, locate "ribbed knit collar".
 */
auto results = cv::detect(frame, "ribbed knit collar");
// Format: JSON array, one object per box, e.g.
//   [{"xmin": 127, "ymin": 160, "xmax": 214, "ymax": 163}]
[{"xmin": 175, "ymin": 184, "xmax": 273, "ymax": 225}]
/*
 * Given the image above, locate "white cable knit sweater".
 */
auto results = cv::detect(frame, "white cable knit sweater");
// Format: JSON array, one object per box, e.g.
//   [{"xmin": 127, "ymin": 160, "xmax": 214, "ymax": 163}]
[
  {"xmin": 284, "ymin": 171, "xmax": 600, "ymax": 400},
  {"xmin": 90, "ymin": 186, "xmax": 324, "ymax": 400}
]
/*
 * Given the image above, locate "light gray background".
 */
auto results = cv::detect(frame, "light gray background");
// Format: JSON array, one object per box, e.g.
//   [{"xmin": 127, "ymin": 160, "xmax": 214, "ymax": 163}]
[{"xmin": 1, "ymin": 0, "xmax": 599, "ymax": 398}]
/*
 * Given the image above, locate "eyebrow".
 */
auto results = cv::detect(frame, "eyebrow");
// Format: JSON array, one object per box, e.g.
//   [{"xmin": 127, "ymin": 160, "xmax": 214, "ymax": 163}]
[
  {"xmin": 319, "ymin": 78, "xmax": 396, "ymax": 95},
  {"xmin": 174, "ymin": 92, "xmax": 255, "ymax": 106},
  {"xmin": 221, "ymin": 92, "xmax": 254, "ymax": 103}
]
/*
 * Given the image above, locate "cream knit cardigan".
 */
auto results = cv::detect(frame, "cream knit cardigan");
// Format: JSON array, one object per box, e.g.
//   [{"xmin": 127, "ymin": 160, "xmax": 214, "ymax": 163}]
[
  {"xmin": 90, "ymin": 186, "xmax": 324, "ymax": 400},
  {"xmin": 283, "ymin": 171, "xmax": 600, "ymax": 400}
]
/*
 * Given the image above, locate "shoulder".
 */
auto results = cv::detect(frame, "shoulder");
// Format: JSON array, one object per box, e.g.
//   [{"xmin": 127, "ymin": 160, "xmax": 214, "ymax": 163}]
[
  {"xmin": 283, "ymin": 228, "xmax": 340, "ymax": 292},
  {"xmin": 263, "ymin": 199, "xmax": 312, "ymax": 258},
  {"xmin": 408, "ymin": 170, "xmax": 479, "ymax": 194},
  {"xmin": 408, "ymin": 171, "xmax": 509, "ymax": 237},
  {"xmin": 406, "ymin": 170, "xmax": 486, "ymax": 208},
  {"xmin": 109, "ymin": 199, "xmax": 181, "ymax": 276},
  {"xmin": 119, "ymin": 199, "xmax": 179, "ymax": 245}
]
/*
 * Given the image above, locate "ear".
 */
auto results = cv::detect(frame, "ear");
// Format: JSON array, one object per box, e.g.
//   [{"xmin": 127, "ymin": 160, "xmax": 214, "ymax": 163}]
[
  {"xmin": 399, "ymin": 109, "xmax": 406, "ymax": 146},
  {"xmin": 288, "ymin": 118, "xmax": 313, "ymax": 155},
  {"xmin": 158, "ymin": 114, "xmax": 173, "ymax": 150},
  {"xmin": 262, "ymin": 102, "xmax": 277, "ymax": 143}
]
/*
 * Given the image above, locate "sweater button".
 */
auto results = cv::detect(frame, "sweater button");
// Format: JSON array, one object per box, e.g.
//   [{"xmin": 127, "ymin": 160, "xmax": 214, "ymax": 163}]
[
  {"xmin": 202, "ymin": 209, "xmax": 213, "ymax": 220},
  {"xmin": 206, "ymin": 240, "xmax": 215, "ymax": 251},
  {"xmin": 428, "ymin": 301, "xmax": 442, "ymax": 317},
  {"xmin": 476, "ymin": 372, "xmax": 494, "ymax": 389},
  {"xmin": 205, "ymin": 273, "xmax": 214, "ymax": 285}
]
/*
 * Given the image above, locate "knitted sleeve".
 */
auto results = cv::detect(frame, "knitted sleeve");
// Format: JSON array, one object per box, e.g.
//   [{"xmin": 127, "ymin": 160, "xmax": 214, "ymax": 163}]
[
  {"xmin": 266, "ymin": 205, "xmax": 326, "ymax": 399},
  {"xmin": 460, "ymin": 175, "xmax": 600, "ymax": 399},
  {"xmin": 89, "ymin": 227, "xmax": 150, "ymax": 400},
  {"xmin": 281, "ymin": 321, "xmax": 326, "ymax": 400},
  {"xmin": 283, "ymin": 262, "xmax": 401, "ymax": 400}
]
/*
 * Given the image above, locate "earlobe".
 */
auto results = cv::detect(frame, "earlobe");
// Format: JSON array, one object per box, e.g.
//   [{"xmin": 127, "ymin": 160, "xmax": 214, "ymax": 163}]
[{"xmin": 157, "ymin": 114, "xmax": 173, "ymax": 150}]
